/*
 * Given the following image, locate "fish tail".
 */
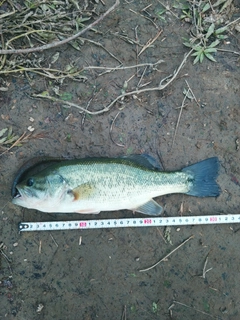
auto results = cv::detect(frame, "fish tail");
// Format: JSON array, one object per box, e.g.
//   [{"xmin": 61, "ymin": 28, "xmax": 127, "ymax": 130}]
[{"xmin": 182, "ymin": 157, "xmax": 220, "ymax": 197}]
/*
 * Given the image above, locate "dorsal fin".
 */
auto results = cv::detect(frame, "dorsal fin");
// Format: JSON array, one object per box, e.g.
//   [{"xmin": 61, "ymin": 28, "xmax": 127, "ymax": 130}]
[{"xmin": 121, "ymin": 154, "xmax": 162, "ymax": 170}]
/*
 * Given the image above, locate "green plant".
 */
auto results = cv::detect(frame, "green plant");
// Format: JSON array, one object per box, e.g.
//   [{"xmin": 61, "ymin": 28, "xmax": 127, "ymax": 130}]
[
  {"xmin": 173, "ymin": 0, "xmax": 236, "ymax": 64},
  {"xmin": 0, "ymin": 127, "xmax": 19, "ymax": 146},
  {"xmin": 183, "ymin": 22, "xmax": 228, "ymax": 64}
]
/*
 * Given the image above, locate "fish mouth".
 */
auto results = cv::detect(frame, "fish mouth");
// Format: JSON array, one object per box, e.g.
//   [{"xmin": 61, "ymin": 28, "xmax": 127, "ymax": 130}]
[
  {"xmin": 14, "ymin": 191, "xmax": 21, "ymax": 198},
  {"xmin": 12, "ymin": 187, "xmax": 23, "ymax": 201},
  {"xmin": 13, "ymin": 187, "xmax": 31, "ymax": 201}
]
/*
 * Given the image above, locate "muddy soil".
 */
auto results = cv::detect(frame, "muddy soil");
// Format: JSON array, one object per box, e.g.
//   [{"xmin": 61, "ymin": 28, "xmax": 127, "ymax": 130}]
[{"xmin": 0, "ymin": 0, "xmax": 240, "ymax": 319}]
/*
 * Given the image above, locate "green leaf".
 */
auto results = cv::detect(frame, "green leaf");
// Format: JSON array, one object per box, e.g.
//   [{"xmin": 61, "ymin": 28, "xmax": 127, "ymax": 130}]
[
  {"xmin": 202, "ymin": 3, "xmax": 211, "ymax": 12},
  {"xmin": 50, "ymin": 52, "xmax": 60, "ymax": 64},
  {"xmin": 0, "ymin": 136, "xmax": 7, "ymax": 144},
  {"xmin": 206, "ymin": 23, "xmax": 215, "ymax": 39},
  {"xmin": 204, "ymin": 52, "xmax": 217, "ymax": 62},
  {"xmin": 216, "ymin": 34, "xmax": 228, "ymax": 40},
  {"xmin": 152, "ymin": 302, "xmax": 158, "ymax": 313},
  {"xmin": 208, "ymin": 40, "xmax": 220, "ymax": 48},
  {"xmin": 173, "ymin": 1, "xmax": 190, "ymax": 10},
  {"xmin": 191, "ymin": 51, "xmax": 200, "ymax": 57},
  {"xmin": 183, "ymin": 42, "xmax": 193, "ymax": 48},
  {"xmin": 220, "ymin": 0, "xmax": 232, "ymax": 12},
  {"xmin": 60, "ymin": 92, "xmax": 73, "ymax": 101},
  {"xmin": 192, "ymin": 45, "xmax": 203, "ymax": 52},
  {"xmin": 4, "ymin": 135, "xmax": 19, "ymax": 145},
  {"xmin": 213, "ymin": 0, "xmax": 227, "ymax": 6},
  {"xmin": 0, "ymin": 128, "xmax": 8, "ymax": 137},
  {"xmin": 39, "ymin": 91, "xmax": 50, "ymax": 97},
  {"xmin": 193, "ymin": 54, "xmax": 200, "ymax": 64},
  {"xmin": 156, "ymin": 8, "xmax": 166, "ymax": 15},
  {"xmin": 78, "ymin": 17, "xmax": 91, "ymax": 23},
  {"xmin": 204, "ymin": 47, "xmax": 217, "ymax": 53},
  {"xmin": 199, "ymin": 52, "xmax": 204, "ymax": 63},
  {"xmin": 7, "ymin": 126, "xmax": 13, "ymax": 138},
  {"xmin": 215, "ymin": 26, "xmax": 228, "ymax": 34}
]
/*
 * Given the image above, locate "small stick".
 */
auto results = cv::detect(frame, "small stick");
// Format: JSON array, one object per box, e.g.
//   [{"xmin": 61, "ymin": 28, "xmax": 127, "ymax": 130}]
[
  {"xmin": 39, "ymin": 240, "xmax": 42, "ymax": 254},
  {"xmin": 141, "ymin": 5, "xmax": 152, "ymax": 11},
  {"xmin": 81, "ymin": 38, "xmax": 122, "ymax": 64},
  {"xmin": 79, "ymin": 236, "xmax": 82, "ymax": 245},
  {"xmin": 156, "ymin": 227, "xmax": 167, "ymax": 244},
  {"xmin": 217, "ymin": 48, "xmax": 240, "ymax": 56},
  {"xmin": 85, "ymin": 60, "xmax": 164, "ymax": 72},
  {"xmin": 0, "ymin": 0, "xmax": 120, "ymax": 54},
  {"xmin": 173, "ymin": 300, "xmax": 216, "ymax": 319},
  {"xmin": 110, "ymin": 112, "xmax": 125, "ymax": 147},
  {"xmin": 159, "ymin": 49, "xmax": 193, "ymax": 87},
  {"xmin": 185, "ymin": 80, "xmax": 200, "ymax": 107},
  {"xmin": 50, "ymin": 233, "xmax": 58, "ymax": 247},
  {"xmin": 32, "ymin": 49, "xmax": 193, "ymax": 115},
  {"xmin": 171, "ymin": 88, "xmax": 190, "ymax": 148},
  {"xmin": 138, "ymin": 30, "xmax": 162, "ymax": 56},
  {"xmin": 0, "ymin": 243, "xmax": 13, "ymax": 274},
  {"xmin": 157, "ymin": 0, "xmax": 179, "ymax": 19},
  {"xmin": 137, "ymin": 66, "xmax": 147, "ymax": 89},
  {"xmin": 81, "ymin": 98, "xmax": 93, "ymax": 129},
  {"xmin": 202, "ymin": 256, "xmax": 213, "ymax": 278},
  {"xmin": 139, "ymin": 235, "xmax": 194, "ymax": 272},
  {"xmin": 134, "ymin": 25, "xmax": 139, "ymax": 76},
  {"xmin": 129, "ymin": 8, "xmax": 160, "ymax": 30},
  {"xmin": 121, "ymin": 305, "xmax": 127, "ymax": 320},
  {"xmin": 223, "ymin": 16, "xmax": 240, "ymax": 28}
]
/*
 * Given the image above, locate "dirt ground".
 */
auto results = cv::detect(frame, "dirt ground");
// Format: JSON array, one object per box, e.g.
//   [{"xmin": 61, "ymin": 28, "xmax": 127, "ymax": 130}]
[{"xmin": 0, "ymin": 0, "xmax": 240, "ymax": 319}]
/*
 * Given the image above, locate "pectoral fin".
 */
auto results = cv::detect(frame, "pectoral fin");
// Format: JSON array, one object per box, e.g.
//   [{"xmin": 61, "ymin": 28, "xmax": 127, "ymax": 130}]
[
  {"xmin": 71, "ymin": 183, "xmax": 95, "ymax": 201},
  {"xmin": 134, "ymin": 199, "xmax": 163, "ymax": 216}
]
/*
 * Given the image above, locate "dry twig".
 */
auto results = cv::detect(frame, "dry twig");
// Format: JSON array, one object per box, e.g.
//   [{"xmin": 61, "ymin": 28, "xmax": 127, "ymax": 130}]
[
  {"xmin": 138, "ymin": 29, "xmax": 163, "ymax": 56},
  {"xmin": 32, "ymin": 49, "xmax": 193, "ymax": 115},
  {"xmin": 172, "ymin": 300, "xmax": 217, "ymax": 319},
  {"xmin": 0, "ymin": 243, "xmax": 12, "ymax": 275},
  {"xmin": 171, "ymin": 88, "xmax": 190, "ymax": 148},
  {"xmin": 0, "ymin": 0, "xmax": 120, "ymax": 55},
  {"xmin": 110, "ymin": 112, "xmax": 125, "ymax": 148},
  {"xmin": 139, "ymin": 235, "xmax": 194, "ymax": 272}
]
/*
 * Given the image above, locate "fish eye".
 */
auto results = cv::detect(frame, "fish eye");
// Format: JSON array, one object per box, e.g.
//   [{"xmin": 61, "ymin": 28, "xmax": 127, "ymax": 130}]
[{"xmin": 26, "ymin": 178, "xmax": 34, "ymax": 187}]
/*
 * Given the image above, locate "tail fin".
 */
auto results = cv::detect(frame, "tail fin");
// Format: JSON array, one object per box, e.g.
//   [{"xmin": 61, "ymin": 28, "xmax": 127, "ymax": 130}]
[{"xmin": 182, "ymin": 157, "xmax": 221, "ymax": 197}]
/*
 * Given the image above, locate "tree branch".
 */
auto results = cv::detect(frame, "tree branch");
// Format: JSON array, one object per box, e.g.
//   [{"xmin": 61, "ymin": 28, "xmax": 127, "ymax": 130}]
[{"xmin": 0, "ymin": 0, "xmax": 120, "ymax": 55}]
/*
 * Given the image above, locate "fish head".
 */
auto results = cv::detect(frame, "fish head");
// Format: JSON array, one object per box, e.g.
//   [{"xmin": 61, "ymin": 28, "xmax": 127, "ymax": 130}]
[{"xmin": 12, "ymin": 171, "xmax": 73, "ymax": 212}]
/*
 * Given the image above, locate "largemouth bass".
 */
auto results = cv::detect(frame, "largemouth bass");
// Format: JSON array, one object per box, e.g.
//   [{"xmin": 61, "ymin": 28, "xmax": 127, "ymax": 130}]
[{"xmin": 12, "ymin": 155, "xmax": 220, "ymax": 216}]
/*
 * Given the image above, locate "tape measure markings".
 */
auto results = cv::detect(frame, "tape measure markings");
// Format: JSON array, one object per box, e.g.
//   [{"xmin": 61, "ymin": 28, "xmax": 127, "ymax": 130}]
[{"xmin": 18, "ymin": 214, "xmax": 240, "ymax": 232}]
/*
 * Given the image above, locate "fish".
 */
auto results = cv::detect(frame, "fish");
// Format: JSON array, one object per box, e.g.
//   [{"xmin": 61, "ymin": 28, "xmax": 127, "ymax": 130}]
[{"xmin": 12, "ymin": 155, "xmax": 220, "ymax": 216}]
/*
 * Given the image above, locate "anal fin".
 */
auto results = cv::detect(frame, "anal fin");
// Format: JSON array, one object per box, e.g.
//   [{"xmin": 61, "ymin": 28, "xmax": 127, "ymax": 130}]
[
  {"xmin": 134, "ymin": 199, "xmax": 163, "ymax": 216},
  {"xmin": 75, "ymin": 210, "xmax": 100, "ymax": 214}
]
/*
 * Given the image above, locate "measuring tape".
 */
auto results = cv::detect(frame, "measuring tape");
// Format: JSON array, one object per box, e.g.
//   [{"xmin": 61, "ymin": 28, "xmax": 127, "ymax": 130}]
[{"xmin": 18, "ymin": 214, "xmax": 240, "ymax": 232}]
